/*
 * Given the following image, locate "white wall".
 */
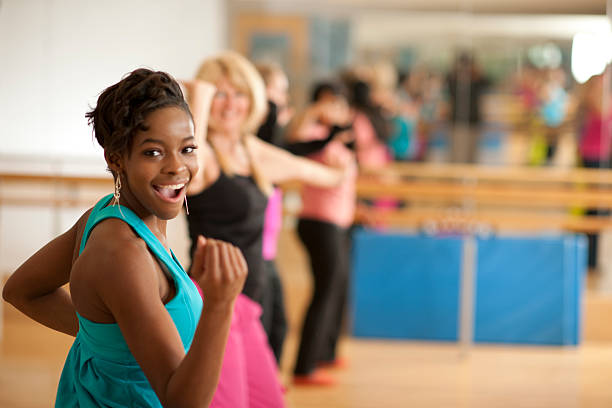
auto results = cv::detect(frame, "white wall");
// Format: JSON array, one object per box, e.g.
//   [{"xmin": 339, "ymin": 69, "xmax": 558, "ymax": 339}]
[
  {"xmin": 0, "ymin": 0, "xmax": 226, "ymax": 161},
  {"xmin": 0, "ymin": 0, "xmax": 226, "ymax": 274}
]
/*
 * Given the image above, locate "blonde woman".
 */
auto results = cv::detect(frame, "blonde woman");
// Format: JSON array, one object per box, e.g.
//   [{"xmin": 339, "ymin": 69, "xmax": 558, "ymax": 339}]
[{"xmin": 184, "ymin": 51, "xmax": 345, "ymax": 406}]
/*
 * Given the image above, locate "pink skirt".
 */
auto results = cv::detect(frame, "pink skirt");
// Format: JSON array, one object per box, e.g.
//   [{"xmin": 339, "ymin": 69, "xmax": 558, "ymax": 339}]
[{"xmin": 193, "ymin": 280, "xmax": 285, "ymax": 408}]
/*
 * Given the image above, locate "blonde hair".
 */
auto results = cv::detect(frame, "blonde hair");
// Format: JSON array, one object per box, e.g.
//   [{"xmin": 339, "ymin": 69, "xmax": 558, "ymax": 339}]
[
  {"xmin": 196, "ymin": 51, "xmax": 268, "ymax": 134},
  {"xmin": 196, "ymin": 51, "xmax": 272, "ymax": 195}
]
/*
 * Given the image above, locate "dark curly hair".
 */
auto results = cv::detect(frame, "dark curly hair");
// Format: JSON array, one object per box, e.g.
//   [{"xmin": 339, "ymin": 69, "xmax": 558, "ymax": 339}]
[{"xmin": 86, "ymin": 68, "xmax": 192, "ymax": 157}]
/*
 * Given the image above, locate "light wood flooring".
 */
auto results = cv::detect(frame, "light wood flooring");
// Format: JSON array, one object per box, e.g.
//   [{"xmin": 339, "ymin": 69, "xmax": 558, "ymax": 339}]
[{"xmin": 2, "ymin": 228, "xmax": 612, "ymax": 407}]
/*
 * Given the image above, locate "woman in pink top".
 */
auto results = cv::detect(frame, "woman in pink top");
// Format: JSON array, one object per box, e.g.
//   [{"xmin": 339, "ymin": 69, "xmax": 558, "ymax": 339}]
[{"xmin": 286, "ymin": 81, "xmax": 357, "ymax": 385}]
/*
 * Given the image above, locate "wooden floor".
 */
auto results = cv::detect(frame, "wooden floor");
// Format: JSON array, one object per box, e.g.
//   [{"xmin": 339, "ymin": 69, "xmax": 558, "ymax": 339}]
[{"xmin": 2, "ymin": 229, "xmax": 612, "ymax": 407}]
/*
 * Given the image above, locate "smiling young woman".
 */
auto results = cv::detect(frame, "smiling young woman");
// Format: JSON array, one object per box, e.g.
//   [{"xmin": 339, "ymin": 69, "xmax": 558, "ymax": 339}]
[
  {"xmin": 2, "ymin": 68, "xmax": 247, "ymax": 407},
  {"xmin": 110, "ymin": 106, "xmax": 198, "ymax": 222}
]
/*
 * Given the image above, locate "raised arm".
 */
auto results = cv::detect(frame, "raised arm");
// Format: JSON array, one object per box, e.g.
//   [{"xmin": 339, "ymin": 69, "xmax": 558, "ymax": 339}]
[
  {"xmin": 2, "ymin": 211, "xmax": 89, "ymax": 337},
  {"xmin": 88, "ymin": 232, "xmax": 245, "ymax": 408},
  {"xmin": 181, "ymin": 79, "xmax": 221, "ymax": 195},
  {"xmin": 181, "ymin": 80, "xmax": 215, "ymax": 146}
]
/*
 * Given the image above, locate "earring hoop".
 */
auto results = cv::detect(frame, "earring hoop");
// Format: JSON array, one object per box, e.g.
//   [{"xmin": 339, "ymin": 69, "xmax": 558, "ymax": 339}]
[
  {"xmin": 184, "ymin": 195, "xmax": 190, "ymax": 215},
  {"xmin": 113, "ymin": 175, "xmax": 125, "ymax": 218},
  {"xmin": 113, "ymin": 176, "xmax": 121, "ymax": 205}
]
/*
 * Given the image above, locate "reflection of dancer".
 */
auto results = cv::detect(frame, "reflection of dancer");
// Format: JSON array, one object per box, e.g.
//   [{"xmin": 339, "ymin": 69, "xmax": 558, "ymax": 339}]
[
  {"xmin": 539, "ymin": 68, "xmax": 568, "ymax": 163},
  {"xmin": 3, "ymin": 69, "xmax": 245, "ymax": 407},
  {"xmin": 446, "ymin": 52, "xmax": 490, "ymax": 163}
]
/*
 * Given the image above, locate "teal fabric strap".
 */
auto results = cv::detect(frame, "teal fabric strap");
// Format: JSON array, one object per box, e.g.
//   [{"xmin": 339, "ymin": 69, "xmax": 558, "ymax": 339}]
[
  {"xmin": 79, "ymin": 194, "xmax": 114, "ymax": 254},
  {"xmin": 79, "ymin": 194, "xmax": 184, "ymax": 276}
]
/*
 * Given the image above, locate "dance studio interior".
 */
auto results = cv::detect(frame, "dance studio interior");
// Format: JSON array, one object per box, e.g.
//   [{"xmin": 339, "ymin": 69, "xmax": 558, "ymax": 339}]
[{"xmin": 2, "ymin": 0, "xmax": 612, "ymax": 406}]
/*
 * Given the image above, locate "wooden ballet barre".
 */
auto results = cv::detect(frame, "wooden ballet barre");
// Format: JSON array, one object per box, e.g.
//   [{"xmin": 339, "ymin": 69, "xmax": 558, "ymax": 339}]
[
  {"xmin": 355, "ymin": 179, "xmax": 612, "ymax": 208},
  {"xmin": 361, "ymin": 163, "xmax": 612, "ymax": 185},
  {"xmin": 0, "ymin": 172, "xmax": 113, "ymax": 208},
  {"xmin": 4, "ymin": 168, "xmax": 609, "ymax": 233},
  {"xmin": 350, "ymin": 163, "xmax": 612, "ymax": 233},
  {"xmin": 0, "ymin": 172, "xmax": 112, "ymax": 186}
]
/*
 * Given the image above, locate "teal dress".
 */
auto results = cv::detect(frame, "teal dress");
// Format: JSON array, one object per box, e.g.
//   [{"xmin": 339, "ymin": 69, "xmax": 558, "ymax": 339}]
[{"xmin": 56, "ymin": 194, "xmax": 203, "ymax": 407}]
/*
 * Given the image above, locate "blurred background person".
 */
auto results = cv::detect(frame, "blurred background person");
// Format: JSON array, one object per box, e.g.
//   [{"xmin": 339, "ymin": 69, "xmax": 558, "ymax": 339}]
[
  {"xmin": 256, "ymin": 62, "xmax": 294, "ymax": 147},
  {"xmin": 446, "ymin": 52, "xmax": 491, "ymax": 163},
  {"xmin": 538, "ymin": 67, "xmax": 569, "ymax": 164},
  {"xmin": 341, "ymin": 68, "xmax": 393, "ymax": 168},
  {"xmin": 285, "ymin": 80, "xmax": 357, "ymax": 385},
  {"xmin": 255, "ymin": 62, "xmax": 293, "ymax": 365}
]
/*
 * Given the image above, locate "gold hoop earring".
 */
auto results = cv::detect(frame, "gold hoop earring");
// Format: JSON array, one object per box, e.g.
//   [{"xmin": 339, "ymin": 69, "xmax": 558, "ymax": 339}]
[
  {"xmin": 184, "ymin": 195, "xmax": 190, "ymax": 215},
  {"xmin": 113, "ymin": 175, "xmax": 125, "ymax": 218},
  {"xmin": 113, "ymin": 176, "xmax": 122, "ymax": 205}
]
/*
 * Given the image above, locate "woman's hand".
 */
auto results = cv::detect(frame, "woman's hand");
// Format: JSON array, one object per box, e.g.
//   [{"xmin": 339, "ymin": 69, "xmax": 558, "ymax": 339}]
[
  {"xmin": 190, "ymin": 236, "xmax": 247, "ymax": 308},
  {"xmin": 180, "ymin": 80, "xmax": 216, "ymax": 102}
]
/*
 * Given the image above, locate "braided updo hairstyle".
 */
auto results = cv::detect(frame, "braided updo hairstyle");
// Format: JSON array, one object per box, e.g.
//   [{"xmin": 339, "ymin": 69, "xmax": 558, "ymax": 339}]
[{"xmin": 86, "ymin": 68, "xmax": 192, "ymax": 158}]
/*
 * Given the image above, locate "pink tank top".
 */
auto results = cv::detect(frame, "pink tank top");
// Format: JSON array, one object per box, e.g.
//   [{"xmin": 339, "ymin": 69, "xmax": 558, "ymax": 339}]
[{"xmin": 300, "ymin": 140, "xmax": 357, "ymax": 228}]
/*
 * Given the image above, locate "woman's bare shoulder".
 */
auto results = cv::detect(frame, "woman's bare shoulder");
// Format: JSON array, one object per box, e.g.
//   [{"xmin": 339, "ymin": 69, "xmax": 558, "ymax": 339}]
[
  {"xmin": 70, "ymin": 218, "xmax": 159, "ymax": 322},
  {"xmin": 76, "ymin": 217, "xmax": 155, "ymax": 279}
]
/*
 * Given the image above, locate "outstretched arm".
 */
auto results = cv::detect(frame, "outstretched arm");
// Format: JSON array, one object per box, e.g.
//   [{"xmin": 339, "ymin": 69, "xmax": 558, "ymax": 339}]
[
  {"xmin": 247, "ymin": 135, "xmax": 346, "ymax": 187},
  {"xmin": 2, "ymin": 211, "xmax": 89, "ymax": 337}
]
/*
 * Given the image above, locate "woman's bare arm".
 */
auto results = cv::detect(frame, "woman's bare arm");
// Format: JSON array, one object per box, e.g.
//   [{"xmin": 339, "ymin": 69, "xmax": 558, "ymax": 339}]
[
  {"xmin": 1, "ymin": 211, "xmax": 89, "ymax": 337},
  {"xmin": 247, "ymin": 135, "xmax": 345, "ymax": 187},
  {"xmin": 165, "ymin": 236, "xmax": 246, "ymax": 407},
  {"xmin": 83, "ymin": 230, "xmax": 245, "ymax": 408}
]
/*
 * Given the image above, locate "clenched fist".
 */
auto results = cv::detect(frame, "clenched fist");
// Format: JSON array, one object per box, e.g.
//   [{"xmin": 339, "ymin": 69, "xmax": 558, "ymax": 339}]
[{"xmin": 189, "ymin": 235, "xmax": 247, "ymax": 308}]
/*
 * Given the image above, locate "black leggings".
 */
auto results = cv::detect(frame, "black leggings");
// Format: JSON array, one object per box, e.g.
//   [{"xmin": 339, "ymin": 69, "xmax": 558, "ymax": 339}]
[
  {"xmin": 294, "ymin": 218, "xmax": 350, "ymax": 375},
  {"xmin": 260, "ymin": 259, "xmax": 287, "ymax": 364}
]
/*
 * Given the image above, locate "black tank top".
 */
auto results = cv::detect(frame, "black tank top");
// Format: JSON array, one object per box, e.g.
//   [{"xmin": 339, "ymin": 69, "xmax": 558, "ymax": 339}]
[{"xmin": 186, "ymin": 172, "xmax": 268, "ymax": 303}]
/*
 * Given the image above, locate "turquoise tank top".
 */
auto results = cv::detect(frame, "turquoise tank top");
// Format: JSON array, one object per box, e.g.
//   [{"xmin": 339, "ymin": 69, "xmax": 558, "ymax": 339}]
[{"xmin": 55, "ymin": 194, "xmax": 203, "ymax": 407}]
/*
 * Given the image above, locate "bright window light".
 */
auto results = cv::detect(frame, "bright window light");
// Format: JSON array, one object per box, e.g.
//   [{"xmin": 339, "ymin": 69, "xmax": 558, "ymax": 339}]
[{"xmin": 571, "ymin": 32, "xmax": 612, "ymax": 84}]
